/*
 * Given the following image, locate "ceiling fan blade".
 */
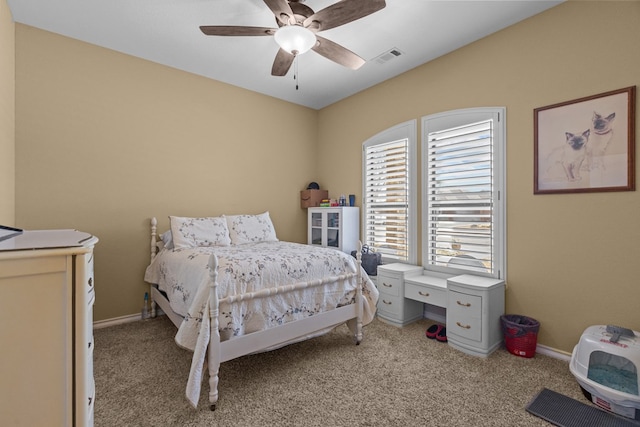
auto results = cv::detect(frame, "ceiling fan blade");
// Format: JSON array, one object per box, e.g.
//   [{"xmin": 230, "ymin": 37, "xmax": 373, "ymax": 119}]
[
  {"xmin": 304, "ymin": 0, "xmax": 386, "ymax": 32},
  {"xmin": 312, "ymin": 35, "xmax": 365, "ymax": 70},
  {"xmin": 271, "ymin": 48, "xmax": 295, "ymax": 76},
  {"xmin": 263, "ymin": 0, "xmax": 295, "ymax": 25},
  {"xmin": 200, "ymin": 26, "xmax": 276, "ymax": 36}
]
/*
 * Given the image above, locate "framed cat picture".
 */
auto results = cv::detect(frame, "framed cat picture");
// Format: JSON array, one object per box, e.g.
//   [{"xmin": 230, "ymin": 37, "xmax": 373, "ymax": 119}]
[{"xmin": 534, "ymin": 86, "xmax": 636, "ymax": 194}]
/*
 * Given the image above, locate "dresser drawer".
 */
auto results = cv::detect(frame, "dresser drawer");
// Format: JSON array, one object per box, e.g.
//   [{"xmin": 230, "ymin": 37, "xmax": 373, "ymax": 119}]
[
  {"xmin": 87, "ymin": 378, "xmax": 95, "ymax": 423},
  {"xmin": 86, "ymin": 274, "xmax": 95, "ymax": 295},
  {"xmin": 377, "ymin": 274, "xmax": 402, "ymax": 297},
  {"xmin": 377, "ymin": 293, "xmax": 403, "ymax": 317},
  {"xmin": 448, "ymin": 291, "xmax": 482, "ymax": 318},
  {"xmin": 77, "ymin": 337, "xmax": 95, "ymax": 427},
  {"xmin": 449, "ymin": 314, "xmax": 482, "ymax": 341},
  {"xmin": 85, "ymin": 255, "xmax": 94, "ymax": 295},
  {"xmin": 76, "ymin": 251, "xmax": 95, "ymax": 298}
]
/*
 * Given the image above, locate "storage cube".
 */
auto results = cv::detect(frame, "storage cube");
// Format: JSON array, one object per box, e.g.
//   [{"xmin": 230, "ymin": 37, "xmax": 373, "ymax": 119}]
[{"xmin": 300, "ymin": 189, "xmax": 328, "ymax": 208}]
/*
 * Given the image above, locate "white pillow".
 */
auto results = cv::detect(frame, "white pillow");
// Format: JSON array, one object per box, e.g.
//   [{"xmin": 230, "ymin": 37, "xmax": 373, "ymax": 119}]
[
  {"xmin": 160, "ymin": 230, "xmax": 174, "ymax": 250},
  {"xmin": 225, "ymin": 212, "xmax": 278, "ymax": 245},
  {"xmin": 169, "ymin": 216, "xmax": 231, "ymax": 249}
]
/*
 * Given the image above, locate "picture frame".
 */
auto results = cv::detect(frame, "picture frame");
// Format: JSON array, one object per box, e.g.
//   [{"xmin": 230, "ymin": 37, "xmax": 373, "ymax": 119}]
[{"xmin": 534, "ymin": 86, "xmax": 635, "ymax": 194}]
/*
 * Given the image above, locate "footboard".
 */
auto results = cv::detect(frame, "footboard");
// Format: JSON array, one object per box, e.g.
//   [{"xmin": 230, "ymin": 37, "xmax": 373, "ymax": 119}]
[{"xmin": 206, "ymin": 246, "xmax": 364, "ymax": 410}]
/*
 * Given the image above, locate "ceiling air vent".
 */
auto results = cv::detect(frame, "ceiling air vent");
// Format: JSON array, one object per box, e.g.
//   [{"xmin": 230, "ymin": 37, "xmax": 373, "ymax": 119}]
[{"xmin": 374, "ymin": 48, "xmax": 403, "ymax": 65}]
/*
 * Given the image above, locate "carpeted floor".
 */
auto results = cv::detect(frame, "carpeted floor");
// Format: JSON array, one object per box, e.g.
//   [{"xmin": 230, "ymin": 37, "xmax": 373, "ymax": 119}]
[{"xmin": 94, "ymin": 316, "xmax": 586, "ymax": 426}]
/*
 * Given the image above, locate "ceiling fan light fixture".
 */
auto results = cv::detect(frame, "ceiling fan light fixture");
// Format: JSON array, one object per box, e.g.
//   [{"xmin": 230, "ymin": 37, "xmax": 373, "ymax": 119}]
[{"xmin": 274, "ymin": 25, "xmax": 316, "ymax": 55}]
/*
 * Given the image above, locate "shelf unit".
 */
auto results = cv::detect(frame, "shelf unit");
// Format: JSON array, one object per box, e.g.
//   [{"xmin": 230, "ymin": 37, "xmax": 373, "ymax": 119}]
[{"xmin": 307, "ymin": 207, "xmax": 359, "ymax": 254}]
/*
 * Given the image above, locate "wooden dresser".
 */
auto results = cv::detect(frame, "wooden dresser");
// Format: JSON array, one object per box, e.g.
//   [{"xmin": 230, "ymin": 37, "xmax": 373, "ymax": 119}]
[{"xmin": 0, "ymin": 229, "xmax": 98, "ymax": 427}]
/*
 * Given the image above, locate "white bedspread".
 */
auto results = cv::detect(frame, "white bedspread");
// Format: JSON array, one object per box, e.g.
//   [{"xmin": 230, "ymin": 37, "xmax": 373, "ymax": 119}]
[{"xmin": 144, "ymin": 241, "xmax": 379, "ymax": 407}]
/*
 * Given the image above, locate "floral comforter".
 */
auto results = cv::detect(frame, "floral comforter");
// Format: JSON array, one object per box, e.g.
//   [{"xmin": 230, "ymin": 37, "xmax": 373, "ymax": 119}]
[{"xmin": 144, "ymin": 241, "xmax": 379, "ymax": 407}]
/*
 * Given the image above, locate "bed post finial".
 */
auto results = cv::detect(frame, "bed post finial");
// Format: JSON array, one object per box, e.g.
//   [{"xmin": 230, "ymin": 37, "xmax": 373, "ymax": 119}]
[{"xmin": 151, "ymin": 217, "xmax": 158, "ymax": 263}]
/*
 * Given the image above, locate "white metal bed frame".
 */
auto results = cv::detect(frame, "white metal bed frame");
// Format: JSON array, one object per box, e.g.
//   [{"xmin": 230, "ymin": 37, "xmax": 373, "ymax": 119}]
[{"xmin": 147, "ymin": 217, "xmax": 364, "ymax": 410}]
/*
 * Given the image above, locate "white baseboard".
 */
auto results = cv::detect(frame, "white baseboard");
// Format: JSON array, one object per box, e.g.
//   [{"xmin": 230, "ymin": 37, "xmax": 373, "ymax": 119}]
[
  {"xmin": 93, "ymin": 309, "xmax": 167, "ymax": 329},
  {"xmin": 535, "ymin": 343, "xmax": 572, "ymax": 362},
  {"xmin": 93, "ymin": 313, "xmax": 141, "ymax": 329}
]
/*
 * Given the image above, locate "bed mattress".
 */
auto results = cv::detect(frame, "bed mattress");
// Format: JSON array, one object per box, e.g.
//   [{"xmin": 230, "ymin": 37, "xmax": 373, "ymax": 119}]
[{"xmin": 144, "ymin": 241, "xmax": 379, "ymax": 340}]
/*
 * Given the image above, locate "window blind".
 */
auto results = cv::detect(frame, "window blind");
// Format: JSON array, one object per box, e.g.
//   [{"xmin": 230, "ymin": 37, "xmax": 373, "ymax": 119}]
[
  {"xmin": 426, "ymin": 119, "xmax": 494, "ymax": 275},
  {"xmin": 364, "ymin": 139, "xmax": 410, "ymax": 261}
]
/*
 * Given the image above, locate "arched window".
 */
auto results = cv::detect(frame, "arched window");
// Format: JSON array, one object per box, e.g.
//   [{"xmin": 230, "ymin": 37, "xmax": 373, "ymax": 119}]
[{"xmin": 362, "ymin": 120, "xmax": 417, "ymax": 264}]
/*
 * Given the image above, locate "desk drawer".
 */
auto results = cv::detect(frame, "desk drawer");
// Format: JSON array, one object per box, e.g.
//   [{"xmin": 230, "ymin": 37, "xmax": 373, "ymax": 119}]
[{"xmin": 405, "ymin": 283, "xmax": 447, "ymax": 308}]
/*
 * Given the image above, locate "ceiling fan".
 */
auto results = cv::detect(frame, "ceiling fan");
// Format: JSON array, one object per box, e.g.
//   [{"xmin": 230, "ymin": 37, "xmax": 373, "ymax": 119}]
[{"xmin": 200, "ymin": 0, "xmax": 386, "ymax": 76}]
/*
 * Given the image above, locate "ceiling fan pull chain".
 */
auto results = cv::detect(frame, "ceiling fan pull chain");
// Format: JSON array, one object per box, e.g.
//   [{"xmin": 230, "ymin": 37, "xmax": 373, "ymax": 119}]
[{"xmin": 294, "ymin": 55, "xmax": 299, "ymax": 90}]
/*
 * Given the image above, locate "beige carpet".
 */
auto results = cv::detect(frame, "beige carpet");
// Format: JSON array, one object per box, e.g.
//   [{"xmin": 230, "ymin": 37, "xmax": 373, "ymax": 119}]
[{"xmin": 94, "ymin": 316, "xmax": 585, "ymax": 426}]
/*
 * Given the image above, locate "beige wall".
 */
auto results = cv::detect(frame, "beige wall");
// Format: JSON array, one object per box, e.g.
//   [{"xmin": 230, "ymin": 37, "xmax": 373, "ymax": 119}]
[
  {"xmin": 15, "ymin": 25, "xmax": 318, "ymax": 321},
  {"xmin": 318, "ymin": 1, "xmax": 640, "ymax": 353},
  {"xmin": 12, "ymin": 1, "xmax": 640, "ymax": 353},
  {"xmin": 0, "ymin": 0, "xmax": 14, "ymax": 225}
]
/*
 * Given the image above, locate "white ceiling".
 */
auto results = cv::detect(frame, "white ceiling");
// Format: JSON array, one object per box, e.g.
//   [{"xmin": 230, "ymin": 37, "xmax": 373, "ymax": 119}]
[{"xmin": 7, "ymin": 0, "xmax": 563, "ymax": 110}]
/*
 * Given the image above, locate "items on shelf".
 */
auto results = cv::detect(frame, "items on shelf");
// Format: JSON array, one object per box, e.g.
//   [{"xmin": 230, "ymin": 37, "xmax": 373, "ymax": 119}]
[{"xmin": 299, "ymin": 182, "xmax": 356, "ymax": 208}]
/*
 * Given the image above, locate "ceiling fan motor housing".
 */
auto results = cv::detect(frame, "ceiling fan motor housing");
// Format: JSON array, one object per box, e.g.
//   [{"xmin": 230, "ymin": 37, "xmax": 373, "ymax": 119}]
[{"xmin": 276, "ymin": 1, "xmax": 315, "ymax": 27}]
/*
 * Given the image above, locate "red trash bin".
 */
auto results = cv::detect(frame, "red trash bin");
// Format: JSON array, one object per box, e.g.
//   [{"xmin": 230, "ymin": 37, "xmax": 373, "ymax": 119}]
[{"xmin": 501, "ymin": 314, "xmax": 540, "ymax": 358}]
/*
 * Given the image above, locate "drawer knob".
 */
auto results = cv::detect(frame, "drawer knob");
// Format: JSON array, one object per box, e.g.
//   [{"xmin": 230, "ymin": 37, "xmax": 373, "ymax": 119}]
[
  {"xmin": 382, "ymin": 300, "xmax": 392, "ymax": 305},
  {"xmin": 418, "ymin": 291, "xmax": 430, "ymax": 297},
  {"xmin": 382, "ymin": 282, "xmax": 392, "ymax": 288},
  {"xmin": 456, "ymin": 322, "xmax": 471, "ymax": 329},
  {"xmin": 456, "ymin": 300, "xmax": 471, "ymax": 307},
  {"xmin": 88, "ymin": 277, "xmax": 93, "ymax": 287}
]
